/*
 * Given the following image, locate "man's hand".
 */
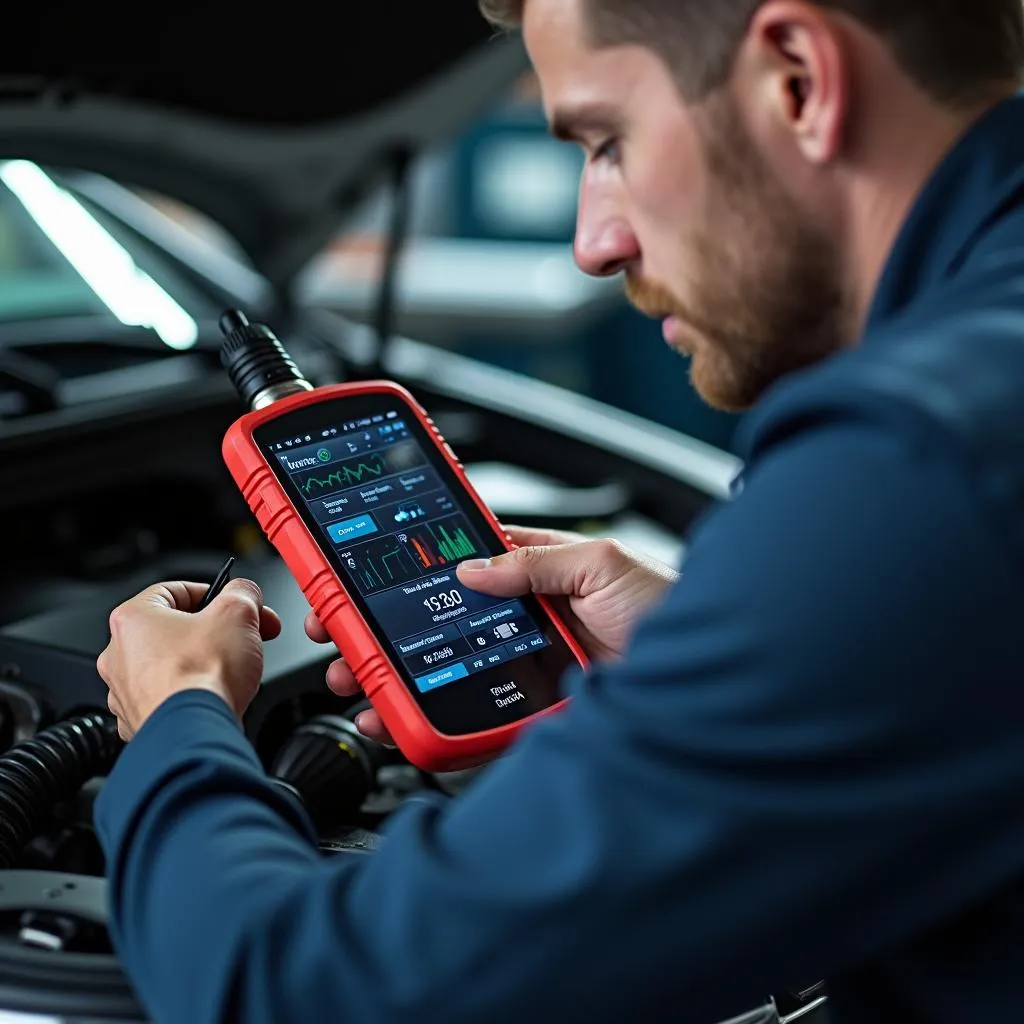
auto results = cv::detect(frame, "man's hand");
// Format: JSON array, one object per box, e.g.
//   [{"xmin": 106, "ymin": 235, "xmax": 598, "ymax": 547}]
[
  {"xmin": 304, "ymin": 525, "xmax": 680, "ymax": 745},
  {"xmin": 97, "ymin": 579, "xmax": 282, "ymax": 741}
]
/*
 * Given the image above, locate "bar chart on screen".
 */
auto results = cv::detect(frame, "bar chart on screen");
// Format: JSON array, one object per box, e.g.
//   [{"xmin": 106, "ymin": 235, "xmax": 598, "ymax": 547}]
[{"xmin": 400, "ymin": 515, "xmax": 480, "ymax": 569}]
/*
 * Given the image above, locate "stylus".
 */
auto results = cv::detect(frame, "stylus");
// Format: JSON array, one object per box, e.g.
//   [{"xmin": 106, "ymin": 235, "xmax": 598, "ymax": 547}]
[{"xmin": 195, "ymin": 556, "xmax": 236, "ymax": 612}]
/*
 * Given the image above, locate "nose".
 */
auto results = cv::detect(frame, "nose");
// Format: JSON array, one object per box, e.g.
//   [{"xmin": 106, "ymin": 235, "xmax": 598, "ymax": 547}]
[{"xmin": 573, "ymin": 167, "xmax": 640, "ymax": 277}]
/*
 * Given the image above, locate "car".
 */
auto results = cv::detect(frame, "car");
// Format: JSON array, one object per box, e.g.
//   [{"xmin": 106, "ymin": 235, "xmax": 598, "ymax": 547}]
[{"xmin": 0, "ymin": 5, "xmax": 825, "ymax": 1022}]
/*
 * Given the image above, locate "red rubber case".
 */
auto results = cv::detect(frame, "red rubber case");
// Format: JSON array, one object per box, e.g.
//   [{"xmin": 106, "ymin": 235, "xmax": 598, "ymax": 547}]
[{"xmin": 222, "ymin": 380, "xmax": 588, "ymax": 772}]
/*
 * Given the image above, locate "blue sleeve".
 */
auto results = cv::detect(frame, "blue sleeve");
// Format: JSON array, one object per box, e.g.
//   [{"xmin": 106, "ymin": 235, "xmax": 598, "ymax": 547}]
[{"xmin": 94, "ymin": 409, "xmax": 1024, "ymax": 1024}]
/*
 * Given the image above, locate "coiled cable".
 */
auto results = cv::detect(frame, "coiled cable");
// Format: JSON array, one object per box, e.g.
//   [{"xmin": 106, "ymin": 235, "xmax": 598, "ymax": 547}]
[{"xmin": 0, "ymin": 713, "xmax": 122, "ymax": 869}]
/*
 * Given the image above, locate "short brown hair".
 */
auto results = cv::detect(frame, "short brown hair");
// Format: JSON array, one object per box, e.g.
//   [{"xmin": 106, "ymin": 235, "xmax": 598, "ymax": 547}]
[{"xmin": 479, "ymin": 0, "xmax": 1024, "ymax": 106}]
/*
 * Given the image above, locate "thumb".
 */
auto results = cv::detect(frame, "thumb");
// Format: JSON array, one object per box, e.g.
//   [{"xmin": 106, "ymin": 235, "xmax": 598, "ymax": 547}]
[
  {"xmin": 208, "ymin": 578, "xmax": 264, "ymax": 625},
  {"xmin": 457, "ymin": 545, "xmax": 587, "ymax": 599}
]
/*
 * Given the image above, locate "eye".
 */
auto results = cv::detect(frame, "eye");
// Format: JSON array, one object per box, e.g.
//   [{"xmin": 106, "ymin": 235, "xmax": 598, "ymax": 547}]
[{"xmin": 592, "ymin": 138, "xmax": 621, "ymax": 165}]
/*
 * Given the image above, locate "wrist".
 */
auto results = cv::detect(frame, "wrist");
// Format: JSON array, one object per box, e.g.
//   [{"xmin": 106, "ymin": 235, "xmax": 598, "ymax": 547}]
[
  {"xmin": 149, "ymin": 670, "xmax": 236, "ymax": 717},
  {"xmin": 181, "ymin": 674, "xmax": 240, "ymax": 715}
]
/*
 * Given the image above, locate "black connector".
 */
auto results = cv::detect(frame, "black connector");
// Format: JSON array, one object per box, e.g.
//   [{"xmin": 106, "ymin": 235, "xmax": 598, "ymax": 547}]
[{"xmin": 218, "ymin": 309, "xmax": 313, "ymax": 411}]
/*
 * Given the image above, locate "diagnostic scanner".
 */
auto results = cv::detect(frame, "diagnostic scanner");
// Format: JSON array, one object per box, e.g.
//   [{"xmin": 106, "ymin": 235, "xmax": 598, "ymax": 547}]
[{"xmin": 218, "ymin": 311, "xmax": 586, "ymax": 771}]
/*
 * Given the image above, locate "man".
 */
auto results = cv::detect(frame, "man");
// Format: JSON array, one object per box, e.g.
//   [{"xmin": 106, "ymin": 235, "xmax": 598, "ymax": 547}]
[{"xmin": 96, "ymin": 1, "xmax": 1024, "ymax": 1021}]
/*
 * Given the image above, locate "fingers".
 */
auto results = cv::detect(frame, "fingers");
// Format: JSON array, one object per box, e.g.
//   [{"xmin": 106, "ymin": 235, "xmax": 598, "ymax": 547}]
[
  {"xmin": 353, "ymin": 709, "xmax": 394, "ymax": 747},
  {"xmin": 134, "ymin": 578, "xmax": 270, "ymax": 622},
  {"xmin": 304, "ymin": 609, "xmax": 332, "ymax": 645},
  {"xmin": 325, "ymin": 657, "xmax": 359, "ymax": 697},
  {"xmin": 138, "ymin": 580, "xmax": 210, "ymax": 613},
  {"xmin": 210, "ymin": 578, "xmax": 264, "ymax": 619},
  {"xmin": 456, "ymin": 539, "xmax": 601, "ymax": 597},
  {"xmin": 457, "ymin": 538, "xmax": 632, "ymax": 598},
  {"xmin": 258, "ymin": 605, "xmax": 283, "ymax": 641},
  {"xmin": 324, "ymin": 661, "xmax": 393, "ymax": 743},
  {"xmin": 456, "ymin": 556, "xmax": 524, "ymax": 596},
  {"xmin": 133, "ymin": 578, "xmax": 280, "ymax": 641}
]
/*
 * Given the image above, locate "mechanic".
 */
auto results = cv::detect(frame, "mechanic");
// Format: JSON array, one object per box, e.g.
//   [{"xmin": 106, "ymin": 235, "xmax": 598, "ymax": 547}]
[{"xmin": 95, "ymin": 1, "xmax": 1024, "ymax": 1021}]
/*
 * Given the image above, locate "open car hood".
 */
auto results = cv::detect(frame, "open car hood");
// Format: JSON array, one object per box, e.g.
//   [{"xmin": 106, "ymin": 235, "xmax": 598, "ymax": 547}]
[{"xmin": 0, "ymin": 4, "xmax": 527, "ymax": 291}]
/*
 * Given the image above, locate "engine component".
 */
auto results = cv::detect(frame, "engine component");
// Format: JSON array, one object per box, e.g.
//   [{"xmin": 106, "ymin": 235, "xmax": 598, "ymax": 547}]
[
  {"xmin": 270, "ymin": 714, "xmax": 387, "ymax": 832},
  {"xmin": 0, "ymin": 713, "xmax": 122, "ymax": 869},
  {"xmin": 0, "ymin": 678, "xmax": 44, "ymax": 747}
]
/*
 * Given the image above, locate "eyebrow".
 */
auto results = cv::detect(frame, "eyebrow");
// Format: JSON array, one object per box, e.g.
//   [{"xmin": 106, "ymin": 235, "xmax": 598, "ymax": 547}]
[{"xmin": 549, "ymin": 102, "xmax": 624, "ymax": 142}]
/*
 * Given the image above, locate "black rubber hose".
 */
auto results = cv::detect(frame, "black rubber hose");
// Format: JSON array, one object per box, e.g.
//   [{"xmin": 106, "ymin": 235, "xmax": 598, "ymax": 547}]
[{"xmin": 0, "ymin": 713, "xmax": 123, "ymax": 870}]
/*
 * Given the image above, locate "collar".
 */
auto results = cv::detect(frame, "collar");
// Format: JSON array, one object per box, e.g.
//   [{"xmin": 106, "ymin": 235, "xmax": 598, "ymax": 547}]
[{"xmin": 866, "ymin": 90, "xmax": 1024, "ymax": 332}]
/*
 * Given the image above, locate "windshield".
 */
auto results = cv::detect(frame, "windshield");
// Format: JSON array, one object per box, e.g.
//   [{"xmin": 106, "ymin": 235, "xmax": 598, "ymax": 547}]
[{"xmin": 0, "ymin": 161, "xmax": 221, "ymax": 350}]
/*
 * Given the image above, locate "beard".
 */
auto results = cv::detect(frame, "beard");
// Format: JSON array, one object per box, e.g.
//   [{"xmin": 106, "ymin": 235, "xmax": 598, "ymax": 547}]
[{"xmin": 626, "ymin": 98, "xmax": 849, "ymax": 413}]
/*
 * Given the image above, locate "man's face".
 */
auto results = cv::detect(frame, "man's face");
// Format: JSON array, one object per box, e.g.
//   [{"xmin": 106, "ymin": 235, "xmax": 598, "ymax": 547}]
[{"xmin": 523, "ymin": 0, "xmax": 848, "ymax": 411}]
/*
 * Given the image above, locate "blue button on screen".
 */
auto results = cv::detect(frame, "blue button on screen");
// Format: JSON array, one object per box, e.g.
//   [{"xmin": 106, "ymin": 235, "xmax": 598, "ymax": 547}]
[
  {"xmin": 414, "ymin": 661, "xmax": 469, "ymax": 693},
  {"xmin": 327, "ymin": 516, "xmax": 379, "ymax": 544}
]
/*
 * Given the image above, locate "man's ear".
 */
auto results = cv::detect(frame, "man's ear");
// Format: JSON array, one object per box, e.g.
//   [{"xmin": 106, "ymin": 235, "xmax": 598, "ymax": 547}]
[{"xmin": 740, "ymin": 0, "xmax": 850, "ymax": 164}]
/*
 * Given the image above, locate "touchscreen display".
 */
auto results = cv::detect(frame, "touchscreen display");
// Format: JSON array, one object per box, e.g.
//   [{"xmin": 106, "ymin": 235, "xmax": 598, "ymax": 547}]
[{"xmin": 254, "ymin": 396, "xmax": 574, "ymax": 732}]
